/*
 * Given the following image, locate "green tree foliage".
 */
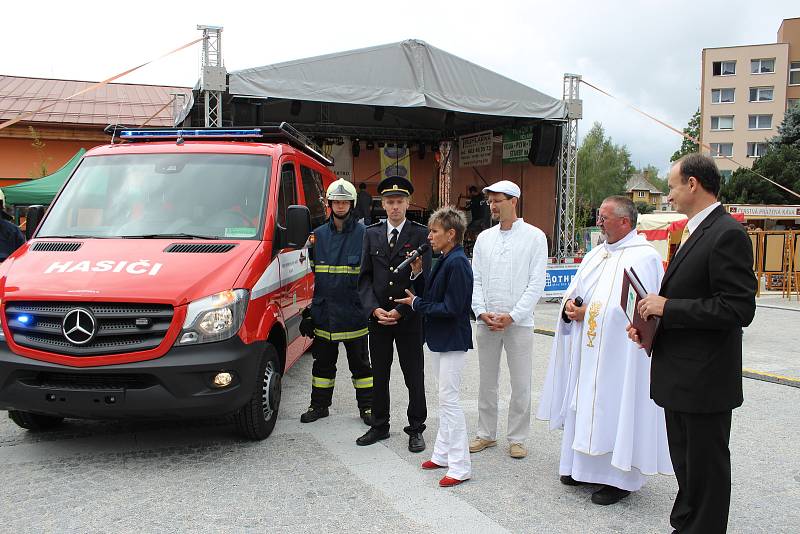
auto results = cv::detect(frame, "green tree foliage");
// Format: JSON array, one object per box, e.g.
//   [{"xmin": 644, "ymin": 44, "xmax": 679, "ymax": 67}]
[
  {"xmin": 576, "ymin": 122, "xmax": 634, "ymax": 227},
  {"xmin": 670, "ymin": 109, "xmax": 701, "ymax": 162},
  {"xmin": 720, "ymin": 106, "xmax": 800, "ymax": 204},
  {"xmin": 635, "ymin": 201, "xmax": 655, "ymax": 214}
]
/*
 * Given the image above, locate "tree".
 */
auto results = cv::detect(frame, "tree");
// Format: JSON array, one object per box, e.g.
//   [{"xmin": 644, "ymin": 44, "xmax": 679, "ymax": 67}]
[
  {"xmin": 635, "ymin": 201, "xmax": 655, "ymax": 214},
  {"xmin": 720, "ymin": 106, "xmax": 800, "ymax": 204},
  {"xmin": 28, "ymin": 126, "xmax": 50, "ymax": 178},
  {"xmin": 670, "ymin": 109, "xmax": 701, "ymax": 162},
  {"xmin": 576, "ymin": 122, "xmax": 634, "ymax": 227}
]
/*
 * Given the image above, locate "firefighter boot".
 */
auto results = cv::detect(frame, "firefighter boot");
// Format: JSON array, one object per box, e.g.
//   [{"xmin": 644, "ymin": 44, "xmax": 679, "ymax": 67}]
[
  {"xmin": 300, "ymin": 405, "xmax": 329, "ymax": 423},
  {"xmin": 360, "ymin": 408, "xmax": 373, "ymax": 426}
]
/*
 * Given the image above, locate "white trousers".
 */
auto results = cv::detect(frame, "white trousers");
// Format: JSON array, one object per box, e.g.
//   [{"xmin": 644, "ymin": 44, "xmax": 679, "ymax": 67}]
[
  {"xmin": 430, "ymin": 350, "xmax": 472, "ymax": 481},
  {"xmin": 559, "ymin": 408, "xmax": 646, "ymax": 492},
  {"xmin": 476, "ymin": 323, "xmax": 534, "ymax": 444}
]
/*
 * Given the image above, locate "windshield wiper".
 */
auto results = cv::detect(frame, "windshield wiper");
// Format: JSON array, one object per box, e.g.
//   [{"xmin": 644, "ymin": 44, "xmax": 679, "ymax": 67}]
[
  {"xmin": 39, "ymin": 235, "xmax": 110, "ymax": 239},
  {"xmin": 121, "ymin": 233, "xmax": 221, "ymax": 240}
]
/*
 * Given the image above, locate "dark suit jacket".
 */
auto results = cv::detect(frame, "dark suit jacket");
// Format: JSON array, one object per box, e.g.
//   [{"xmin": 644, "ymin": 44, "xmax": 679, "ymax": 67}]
[
  {"xmin": 358, "ymin": 219, "xmax": 432, "ymax": 324},
  {"xmin": 650, "ymin": 205, "xmax": 757, "ymax": 413},
  {"xmin": 412, "ymin": 245, "xmax": 474, "ymax": 352}
]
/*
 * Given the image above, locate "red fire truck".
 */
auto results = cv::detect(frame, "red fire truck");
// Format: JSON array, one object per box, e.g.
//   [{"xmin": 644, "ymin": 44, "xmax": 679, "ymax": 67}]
[{"xmin": 0, "ymin": 124, "xmax": 334, "ymax": 440}]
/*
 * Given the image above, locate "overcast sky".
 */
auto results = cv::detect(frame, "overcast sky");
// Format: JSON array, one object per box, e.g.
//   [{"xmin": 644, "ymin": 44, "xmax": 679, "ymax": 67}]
[{"xmin": 3, "ymin": 1, "xmax": 797, "ymax": 176}]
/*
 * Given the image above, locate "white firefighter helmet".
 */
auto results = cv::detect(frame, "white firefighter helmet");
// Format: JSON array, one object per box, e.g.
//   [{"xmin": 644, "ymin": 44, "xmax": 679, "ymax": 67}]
[{"xmin": 326, "ymin": 179, "xmax": 358, "ymax": 206}]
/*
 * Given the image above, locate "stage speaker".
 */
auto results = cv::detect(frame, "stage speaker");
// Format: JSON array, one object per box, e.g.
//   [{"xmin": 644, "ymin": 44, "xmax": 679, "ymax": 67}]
[{"xmin": 528, "ymin": 123, "xmax": 562, "ymax": 166}]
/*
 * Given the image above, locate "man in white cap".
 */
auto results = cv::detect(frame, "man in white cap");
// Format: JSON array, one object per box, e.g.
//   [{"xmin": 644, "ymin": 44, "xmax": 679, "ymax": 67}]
[{"xmin": 469, "ymin": 180, "xmax": 547, "ymax": 459}]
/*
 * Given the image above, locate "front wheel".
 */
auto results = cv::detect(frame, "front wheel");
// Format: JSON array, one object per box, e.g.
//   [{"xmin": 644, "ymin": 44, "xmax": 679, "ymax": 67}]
[
  {"xmin": 8, "ymin": 410, "xmax": 64, "ymax": 431},
  {"xmin": 234, "ymin": 344, "xmax": 282, "ymax": 440}
]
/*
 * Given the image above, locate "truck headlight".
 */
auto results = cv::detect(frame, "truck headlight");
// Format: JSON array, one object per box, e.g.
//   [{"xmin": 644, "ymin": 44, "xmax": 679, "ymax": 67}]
[{"xmin": 176, "ymin": 289, "xmax": 249, "ymax": 345}]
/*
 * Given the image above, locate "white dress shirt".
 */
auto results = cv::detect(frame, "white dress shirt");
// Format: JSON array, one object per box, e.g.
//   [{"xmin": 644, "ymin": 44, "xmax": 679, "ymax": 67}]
[
  {"xmin": 386, "ymin": 219, "xmax": 406, "ymax": 242},
  {"xmin": 471, "ymin": 218, "xmax": 548, "ymax": 327},
  {"xmin": 686, "ymin": 201, "xmax": 721, "ymax": 235}
]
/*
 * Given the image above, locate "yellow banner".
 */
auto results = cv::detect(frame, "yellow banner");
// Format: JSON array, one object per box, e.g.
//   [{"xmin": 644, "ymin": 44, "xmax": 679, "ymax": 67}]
[{"xmin": 380, "ymin": 146, "xmax": 412, "ymax": 184}]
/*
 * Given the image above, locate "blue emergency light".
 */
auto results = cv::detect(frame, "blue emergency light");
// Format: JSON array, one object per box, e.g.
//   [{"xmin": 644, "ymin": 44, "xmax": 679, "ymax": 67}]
[
  {"xmin": 118, "ymin": 129, "xmax": 262, "ymax": 139},
  {"xmin": 17, "ymin": 314, "xmax": 32, "ymax": 325}
]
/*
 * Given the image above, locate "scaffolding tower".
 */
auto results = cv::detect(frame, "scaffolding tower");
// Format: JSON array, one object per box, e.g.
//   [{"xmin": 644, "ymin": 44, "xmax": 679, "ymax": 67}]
[
  {"xmin": 198, "ymin": 25, "xmax": 226, "ymax": 127},
  {"xmin": 555, "ymin": 73, "xmax": 582, "ymax": 260}
]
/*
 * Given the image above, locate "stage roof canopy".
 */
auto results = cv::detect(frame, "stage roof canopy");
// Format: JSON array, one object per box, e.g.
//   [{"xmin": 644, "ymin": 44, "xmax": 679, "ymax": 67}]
[{"xmin": 228, "ymin": 39, "xmax": 565, "ymax": 121}]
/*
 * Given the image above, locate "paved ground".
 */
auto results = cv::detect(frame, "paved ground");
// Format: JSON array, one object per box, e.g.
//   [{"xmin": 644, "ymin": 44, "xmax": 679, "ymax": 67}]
[{"xmin": 0, "ymin": 301, "xmax": 798, "ymax": 533}]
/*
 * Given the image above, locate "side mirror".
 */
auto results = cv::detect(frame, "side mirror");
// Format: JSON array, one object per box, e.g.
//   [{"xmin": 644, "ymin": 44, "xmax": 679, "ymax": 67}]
[
  {"xmin": 25, "ymin": 205, "xmax": 46, "ymax": 240},
  {"xmin": 285, "ymin": 205, "xmax": 311, "ymax": 249}
]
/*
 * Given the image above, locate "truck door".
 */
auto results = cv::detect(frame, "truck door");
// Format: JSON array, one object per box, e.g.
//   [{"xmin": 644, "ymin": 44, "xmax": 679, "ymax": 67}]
[{"xmin": 275, "ymin": 159, "xmax": 306, "ymax": 362}]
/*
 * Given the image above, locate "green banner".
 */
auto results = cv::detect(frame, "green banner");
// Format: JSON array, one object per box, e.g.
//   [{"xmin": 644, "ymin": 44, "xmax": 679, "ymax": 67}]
[{"xmin": 502, "ymin": 128, "xmax": 533, "ymax": 163}]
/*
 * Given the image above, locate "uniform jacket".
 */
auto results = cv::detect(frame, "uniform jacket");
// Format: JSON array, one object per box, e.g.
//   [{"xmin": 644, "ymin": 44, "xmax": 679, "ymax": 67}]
[
  {"xmin": 310, "ymin": 215, "xmax": 367, "ymax": 340},
  {"xmin": 412, "ymin": 245, "xmax": 474, "ymax": 352},
  {"xmin": 0, "ymin": 219, "xmax": 25, "ymax": 262},
  {"xmin": 358, "ymin": 219, "xmax": 432, "ymax": 324},
  {"xmin": 650, "ymin": 205, "xmax": 757, "ymax": 413}
]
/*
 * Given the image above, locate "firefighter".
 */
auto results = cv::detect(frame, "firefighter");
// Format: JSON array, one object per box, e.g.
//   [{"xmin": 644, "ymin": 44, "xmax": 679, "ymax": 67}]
[{"xmin": 299, "ymin": 178, "xmax": 373, "ymax": 425}]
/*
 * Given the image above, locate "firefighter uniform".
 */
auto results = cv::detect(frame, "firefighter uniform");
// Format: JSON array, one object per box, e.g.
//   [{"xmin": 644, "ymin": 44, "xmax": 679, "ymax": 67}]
[
  {"xmin": 357, "ymin": 175, "xmax": 432, "ymax": 450},
  {"xmin": 302, "ymin": 180, "xmax": 373, "ymax": 424}
]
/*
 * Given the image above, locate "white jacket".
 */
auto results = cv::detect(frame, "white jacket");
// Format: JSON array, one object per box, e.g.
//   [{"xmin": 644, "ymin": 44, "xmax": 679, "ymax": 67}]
[{"xmin": 471, "ymin": 218, "xmax": 548, "ymax": 327}]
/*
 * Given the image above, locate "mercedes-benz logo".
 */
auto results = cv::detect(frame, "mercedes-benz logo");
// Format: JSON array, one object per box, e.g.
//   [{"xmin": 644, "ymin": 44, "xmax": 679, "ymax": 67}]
[{"xmin": 62, "ymin": 308, "xmax": 97, "ymax": 345}]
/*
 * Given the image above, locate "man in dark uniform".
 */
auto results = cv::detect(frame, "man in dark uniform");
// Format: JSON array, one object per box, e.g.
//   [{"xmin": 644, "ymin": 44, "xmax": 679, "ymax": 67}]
[{"xmin": 357, "ymin": 175, "xmax": 432, "ymax": 452}]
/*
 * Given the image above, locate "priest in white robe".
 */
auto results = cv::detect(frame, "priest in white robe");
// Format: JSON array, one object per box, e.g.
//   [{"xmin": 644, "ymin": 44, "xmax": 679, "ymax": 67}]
[{"xmin": 537, "ymin": 196, "xmax": 673, "ymax": 506}]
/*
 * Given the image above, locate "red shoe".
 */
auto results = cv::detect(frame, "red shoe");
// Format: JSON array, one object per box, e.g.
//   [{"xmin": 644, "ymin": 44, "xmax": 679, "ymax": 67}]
[
  {"xmin": 439, "ymin": 476, "xmax": 469, "ymax": 487},
  {"xmin": 421, "ymin": 460, "xmax": 446, "ymax": 470}
]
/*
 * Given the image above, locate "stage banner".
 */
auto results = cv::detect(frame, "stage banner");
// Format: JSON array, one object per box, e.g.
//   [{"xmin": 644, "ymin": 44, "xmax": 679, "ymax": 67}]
[
  {"xmin": 380, "ymin": 145, "xmax": 413, "ymax": 183},
  {"xmin": 458, "ymin": 130, "xmax": 493, "ymax": 167},
  {"xmin": 324, "ymin": 140, "xmax": 353, "ymax": 182},
  {"xmin": 544, "ymin": 263, "xmax": 579, "ymax": 298},
  {"xmin": 502, "ymin": 127, "xmax": 533, "ymax": 163}
]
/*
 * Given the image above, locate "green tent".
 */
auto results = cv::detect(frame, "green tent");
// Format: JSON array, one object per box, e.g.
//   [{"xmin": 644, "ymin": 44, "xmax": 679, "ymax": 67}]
[{"xmin": 2, "ymin": 148, "xmax": 86, "ymax": 206}]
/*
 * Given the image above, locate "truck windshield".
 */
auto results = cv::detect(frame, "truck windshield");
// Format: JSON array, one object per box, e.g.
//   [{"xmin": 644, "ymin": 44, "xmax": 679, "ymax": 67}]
[{"xmin": 38, "ymin": 153, "xmax": 271, "ymax": 240}]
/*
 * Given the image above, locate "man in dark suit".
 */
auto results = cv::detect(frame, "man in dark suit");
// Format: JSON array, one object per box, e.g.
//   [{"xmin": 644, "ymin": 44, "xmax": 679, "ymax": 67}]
[
  {"xmin": 631, "ymin": 153, "xmax": 757, "ymax": 534},
  {"xmin": 357, "ymin": 175, "xmax": 432, "ymax": 452}
]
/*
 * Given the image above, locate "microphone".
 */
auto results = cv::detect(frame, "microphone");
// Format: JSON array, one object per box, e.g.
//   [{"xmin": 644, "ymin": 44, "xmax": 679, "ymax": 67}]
[
  {"xmin": 562, "ymin": 296, "xmax": 584, "ymax": 324},
  {"xmin": 393, "ymin": 243, "xmax": 430, "ymax": 273}
]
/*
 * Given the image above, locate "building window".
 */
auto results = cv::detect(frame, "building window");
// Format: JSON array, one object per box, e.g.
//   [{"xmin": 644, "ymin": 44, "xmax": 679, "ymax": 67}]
[
  {"xmin": 750, "ymin": 58, "xmax": 775, "ymax": 74},
  {"xmin": 637, "ymin": 191, "xmax": 646, "ymax": 198},
  {"xmin": 748, "ymin": 114, "xmax": 772, "ymax": 129},
  {"xmin": 790, "ymin": 61, "xmax": 800, "ymax": 85},
  {"xmin": 746, "ymin": 142, "xmax": 768, "ymax": 158},
  {"xmin": 789, "ymin": 99, "xmax": 800, "ymax": 110},
  {"xmin": 749, "ymin": 86, "xmax": 774, "ymax": 102},
  {"xmin": 710, "ymin": 143, "xmax": 733, "ymax": 157},
  {"xmin": 713, "ymin": 61, "xmax": 736, "ymax": 76},
  {"xmin": 711, "ymin": 88, "xmax": 735, "ymax": 103},
  {"xmin": 720, "ymin": 170, "xmax": 733, "ymax": 183},
  {"xmin": 710, "ymin": 116, "xmax": 734, "ymax": 130}
]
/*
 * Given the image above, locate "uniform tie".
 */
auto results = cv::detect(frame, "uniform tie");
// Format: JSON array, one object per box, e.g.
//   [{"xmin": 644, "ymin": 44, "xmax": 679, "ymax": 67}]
[{"xmin": 389, "ymin": 228, "xmax": 398, "ymax": 249}]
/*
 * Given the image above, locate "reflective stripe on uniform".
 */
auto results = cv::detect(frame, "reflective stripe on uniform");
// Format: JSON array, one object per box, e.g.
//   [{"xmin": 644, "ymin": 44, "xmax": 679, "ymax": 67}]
[
  {"xmin": 314, "ymin": 265, "xmax": 360, "ymax": 275},
  {"xmin": 312, "ymin": 376, "xmax": 335, "ymax": 388},
  {"xmin": 314, "ymin": 327, "xmax": 369, "ymax": 341},
  {"xmin": 352, "ymin": 376, "xmax": 374, "ymax": 389}
]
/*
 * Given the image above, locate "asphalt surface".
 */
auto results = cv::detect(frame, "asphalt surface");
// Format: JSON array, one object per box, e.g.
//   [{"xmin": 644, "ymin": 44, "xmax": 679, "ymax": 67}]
[{"xmin": 0, "ymin": 300, "xmax": 798, "ymax": 533}]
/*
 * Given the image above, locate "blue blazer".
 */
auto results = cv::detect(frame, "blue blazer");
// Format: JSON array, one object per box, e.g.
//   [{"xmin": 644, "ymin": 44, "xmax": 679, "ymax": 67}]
[{"xmin": 412, "ymin": 245, "xmax": 474, "ymax": 352}]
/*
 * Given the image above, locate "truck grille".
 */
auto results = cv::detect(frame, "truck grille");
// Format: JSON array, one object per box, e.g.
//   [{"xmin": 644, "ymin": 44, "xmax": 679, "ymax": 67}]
[{"xmin": 4, "ymin": 301, "xmax": 174, "ymax": 356}]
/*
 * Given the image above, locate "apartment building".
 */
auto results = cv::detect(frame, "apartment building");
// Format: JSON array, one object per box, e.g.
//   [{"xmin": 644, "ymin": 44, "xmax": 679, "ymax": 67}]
[{"xmin": 700, "ymin": 17, "xmax": 800, "ymax": 181}]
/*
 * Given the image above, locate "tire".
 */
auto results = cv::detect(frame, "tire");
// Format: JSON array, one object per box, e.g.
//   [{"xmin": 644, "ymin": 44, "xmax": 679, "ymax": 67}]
[
  {"xmin": 8, "ymin": 410, "xmax": 65, "ymax": 431},
  {"xmin": 234, "ymin": 343, "xmax": 282, "ymax": 440}
]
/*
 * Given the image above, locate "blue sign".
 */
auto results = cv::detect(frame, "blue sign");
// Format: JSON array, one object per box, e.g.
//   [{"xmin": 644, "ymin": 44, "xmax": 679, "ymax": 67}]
[{"xmin": 544, "ymin": 264, "xmax": 579, "ymax": 297}]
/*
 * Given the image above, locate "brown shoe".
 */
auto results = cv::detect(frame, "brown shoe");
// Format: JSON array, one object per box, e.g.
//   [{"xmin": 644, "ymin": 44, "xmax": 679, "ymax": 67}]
[
  {"xmin": 509, "ymin": 443, "xmax": 528, "ymax": 459},
  {"xmin": 469, "ymin": 437, "xmax": 497, "ymax": 453}
]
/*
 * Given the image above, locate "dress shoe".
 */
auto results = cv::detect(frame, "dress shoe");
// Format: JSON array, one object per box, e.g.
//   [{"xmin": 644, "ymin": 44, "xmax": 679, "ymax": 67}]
[
  {"xmin": 509, "ymin": 443, "xmax": 527, "ymax": 459},
  {"xmin": 439, "ymin": 475, "xmax": 469, "ymax": 487},
  {"xmin": 421, "ymin": 460, "xmax": 446, "ymax": 470},
  {"xmin": 408, "ymin": 432, "xmax": 426, "ymax": 453},
  {"xmin": 360, "ymin": 408, "xmax": 373, "ymax": 426},
  {"xmin": 356, "ymin": 427, "xmax": 390, "ymax": 446},
  {"xmin": 560, "ymin": 475, "xmax": 588, "ymax": 486},
  {"xmin": 591, "ymin": 485, "xmax": 631, "ymax": 505},
  {"xmin": 300, "ymin": 406, "xmax": 328, "ymax": 423},
  {"xmin": 468, "ymin": 437, "xmax": 497, "ymax": 453}
]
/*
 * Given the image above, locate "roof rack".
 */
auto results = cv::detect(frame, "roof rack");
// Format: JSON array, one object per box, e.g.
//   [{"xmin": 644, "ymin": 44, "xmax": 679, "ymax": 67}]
[{"xmin": 104, "ymin": 122, "xmax": 334, "ymax": 166}]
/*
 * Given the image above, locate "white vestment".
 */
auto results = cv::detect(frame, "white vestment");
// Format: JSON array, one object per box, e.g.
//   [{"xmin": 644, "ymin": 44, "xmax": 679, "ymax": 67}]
[{"xmin": 537, "ymin": 230, "xmax": 673, "ymax": 491}]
